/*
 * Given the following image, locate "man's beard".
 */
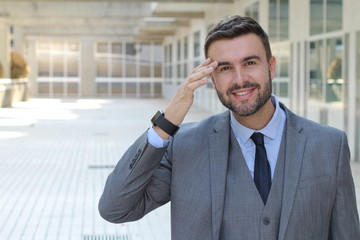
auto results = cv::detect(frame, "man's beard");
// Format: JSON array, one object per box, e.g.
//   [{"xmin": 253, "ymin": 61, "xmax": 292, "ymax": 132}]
[{"xmin": 216, "ymin": 74, "xmax": 272, "ymax": 117}]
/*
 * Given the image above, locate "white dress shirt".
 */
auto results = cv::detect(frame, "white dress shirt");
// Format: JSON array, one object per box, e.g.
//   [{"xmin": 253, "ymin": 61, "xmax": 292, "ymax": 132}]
[{"xmin": 230, "ymin": 94, "xmax": 286, "ymax": 179}]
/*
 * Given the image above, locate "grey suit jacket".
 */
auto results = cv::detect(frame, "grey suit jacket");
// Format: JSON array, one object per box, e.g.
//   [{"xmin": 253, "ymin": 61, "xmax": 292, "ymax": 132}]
[{"xmin": 99, "ymin": 103, "xmax": 360, "ymax": 239}]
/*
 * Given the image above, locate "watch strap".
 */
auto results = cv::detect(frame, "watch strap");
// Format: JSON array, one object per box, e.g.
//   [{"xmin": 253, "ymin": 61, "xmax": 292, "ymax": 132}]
[{"xmin": 151, "ymin": 111, "xmax": 179, "ymax": 136}]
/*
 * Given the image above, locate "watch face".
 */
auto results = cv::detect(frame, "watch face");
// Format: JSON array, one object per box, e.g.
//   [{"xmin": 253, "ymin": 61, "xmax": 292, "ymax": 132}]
[
  {"xmin": 150, "ymin": 110, "xmax": 178, "ymax": 136},
  {"xmin": 151, "ymin": 111, "xmax": 163, "ymax": 124}
]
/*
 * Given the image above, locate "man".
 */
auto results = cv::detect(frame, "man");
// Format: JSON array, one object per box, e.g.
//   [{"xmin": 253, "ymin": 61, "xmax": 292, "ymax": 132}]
[{"xmin": 99, "ymin": 16, "xmax": 360, "ymax": 239}]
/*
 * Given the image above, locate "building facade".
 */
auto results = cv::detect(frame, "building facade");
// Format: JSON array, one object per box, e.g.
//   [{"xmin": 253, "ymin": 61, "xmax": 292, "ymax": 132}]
[
  {"xmin": 162, "ymin": 0, "xmax": 360, "ymax": 162},
  {"xmin": 1, "ymin": 0, "xmax": 360, "ymax": 161}
]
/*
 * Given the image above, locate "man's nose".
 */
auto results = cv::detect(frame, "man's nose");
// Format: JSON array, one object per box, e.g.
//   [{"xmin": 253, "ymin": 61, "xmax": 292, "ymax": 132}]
[{"xmin": 232, "ymin": 67, "xmax": 246, "ymax": 85}]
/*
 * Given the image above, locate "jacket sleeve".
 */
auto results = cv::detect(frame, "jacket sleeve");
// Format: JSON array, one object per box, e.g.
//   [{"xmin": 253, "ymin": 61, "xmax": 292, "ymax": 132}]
[
  {"xmin": 98, "ymin": 131, "xmax": 172, "ymax": 223},
  {"xmin": 329, "ymin": 132, "xmax": 360, "ymax": 239}
]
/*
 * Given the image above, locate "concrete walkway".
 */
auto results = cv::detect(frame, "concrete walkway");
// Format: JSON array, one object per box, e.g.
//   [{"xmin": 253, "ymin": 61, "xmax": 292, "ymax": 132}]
[{"xmin": 0, "ymin": 98, "xmax": 359, "ymax": 240}]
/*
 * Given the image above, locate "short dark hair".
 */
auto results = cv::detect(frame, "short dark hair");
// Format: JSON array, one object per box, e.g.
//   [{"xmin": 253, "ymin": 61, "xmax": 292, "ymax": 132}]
[{"xmin": 204, "ymin": 15, "xmax": 272, "ymax": 61}]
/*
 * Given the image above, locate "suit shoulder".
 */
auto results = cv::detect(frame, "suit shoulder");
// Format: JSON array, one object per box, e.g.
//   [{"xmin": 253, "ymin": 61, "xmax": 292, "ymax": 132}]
[
  {"xmin": 175, "ymin": 111, "xmax": 227, "ymax": 137},
  {"xmin": 289, "ymin": 111, "xmax": 346, "ymax": 140}
]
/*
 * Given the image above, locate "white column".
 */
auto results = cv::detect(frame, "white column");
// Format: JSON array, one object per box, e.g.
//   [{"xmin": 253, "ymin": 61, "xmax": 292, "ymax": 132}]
[
  {"xmin": 0, "ymin": 23, "xmax": 11, "ymax": 78},
  {"xmin": 12, "ymin": 26, "xmax": 24, "ymax": 54},
  {"xmin": 27, "ymin": 39, "xmax": 37, "ymax": 96},
  {"xmin": 80, "ymin": 39, "xmax": 95, "ymax": 96}
]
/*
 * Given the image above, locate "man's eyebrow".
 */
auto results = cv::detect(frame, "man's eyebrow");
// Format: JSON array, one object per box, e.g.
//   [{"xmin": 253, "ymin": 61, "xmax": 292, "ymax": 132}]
[
  {"xmin": 217, "ymin": 61, "xmax": 231, "ymax": 66},
  {"xmin": 243, "ymin": 55, "xmax": 261, "ymax": 62},
  {"xmin": 217, "ymin": 55, "xmax": 262, "ymax": 67}
]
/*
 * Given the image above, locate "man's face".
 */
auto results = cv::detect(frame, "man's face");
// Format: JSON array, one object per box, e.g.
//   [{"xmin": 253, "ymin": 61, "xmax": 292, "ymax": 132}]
[{"xmin": 208, "ymin": 33, "xmax": 276, "ymax": 117}]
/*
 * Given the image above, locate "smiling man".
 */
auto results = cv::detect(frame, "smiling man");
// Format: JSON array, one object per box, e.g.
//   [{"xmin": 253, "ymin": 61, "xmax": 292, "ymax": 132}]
[{"xmin": 99, "ymin": 16, "xmax": 360, "ymax": 239}]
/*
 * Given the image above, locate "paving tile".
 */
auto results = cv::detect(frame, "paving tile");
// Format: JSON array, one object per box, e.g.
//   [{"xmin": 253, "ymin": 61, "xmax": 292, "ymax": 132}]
[{"xmin": 0, "ymin": 98, "xmax": 359, "ymax": 240}]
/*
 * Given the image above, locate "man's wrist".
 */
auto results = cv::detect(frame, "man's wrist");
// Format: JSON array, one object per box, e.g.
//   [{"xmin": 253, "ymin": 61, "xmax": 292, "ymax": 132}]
[
  {"xmin": 147, "ymin": 127, "xmax": 170, "ymax": 148},
  {"xmin": 151, "ymin": 111, "xmax": 179, "ymax": 136}
]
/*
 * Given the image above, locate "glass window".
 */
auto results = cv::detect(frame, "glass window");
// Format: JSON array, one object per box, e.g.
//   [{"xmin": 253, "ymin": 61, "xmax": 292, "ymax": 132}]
[
  {"xmin": 273, "ymin": 44, "xmax": 290, "ymax": 77},
  {"xmin": 53, "ymin": 56, "xmax": 64, "ymax": 77},
  {"xmin": 112, "ymin": 59, "xmax": 122, "ymax": 78},
  {"xmin": 68, "ymin": 42, "xmax": 79, "ymax": 52},
  {"xmin": 184, "ymin": 36, "xmax": 188, "ymax": 60},
  {"xmin": 36, "ymin": 40, "xmax": 80, "ymax": 96},
  {"xmin": 272, "ymin": 43, "xmax": 290, "ymax": 97},
  {"xmin": 194, "ymin": 31, "xmax": 201, "ymax": 58},
  {"xmin": 309, "ymin": 37, "xmax": 343, "ymax": 102},
  {"xmin": 154, "ymin": 43, "xmax": 163, "ymax": 78},
  {"xmin": 177, "ymin": 40, "xmax": 181, "ymax": 61},
  {"xmin": 52, "ymin": 42, "xmax": 63, "ymax": 52},
  {"xmin": 326, "ymin": 0, "xmax": 342, "ymax": 33},
  {"xmin": 38, "ymin": 42, "xmax": 50, "ymax": 51},
  {"xmin": 269, "ymin": 0, "xmax": 289, "ymax": 41},
  {"xmin": 164, "ymin": 45, "xmax": 169, "ymax": 79},
  {"xmin": 309, "ymin": 40, "xmax": 324, "ymax": 101},
  {"xmin": 183, "ymin": 62, "xmax": 188, "ymax": 78},
  {"xmin": 326, "ymin": 38, "xmax": 342, "ymax": 102},
  {"xmin": 245, "ymin": 2, "xmax": 260, "ymax": 21},
  {"xmin": 139, "ymin": 43, "xmax": 151, "ymax": 78},
  {"xmin": 67, "ymin": 57, "xmax": 78, "ymax": 77},
  {"xmin": 37, "ymin": 41, "xmax": 80, "ymax": 78},
  {"xmin": 269, "ymin": 0, "xmax": 277, "ymax": 40},
  {"xmin": 177, "ymin": 63, "xmax": 182, "ymax": 79},
  {"xmin": 169, "ymin": 43, "xmax": 172, "ymax": 63},
  {"xmin": 112, "ymin": 43, "xmax": 122, "ymax": 55},
  {"xmin": 310, "ymin": 0, "xmax": 342, "ymax": 35},
  {"xmin": 96, "ymin": 42, "xmax": 109, "ymax": 78},
  {"xmin": 38, "ymin": 55, "xmax": 50, "ymax": 77},
  {"xmin": 96, "ymin": 57, "xmax": 108, "ymax": 77},
  {"xmin": 97, "ymin": 42, "xmax": 108, "ymax": 53},
  {"xmin": 310, "ymin": 0, "xmax": 324, "ymax": 35},
  {"xmin": 168, "ymin": 44, "xmax": 173, "ymax": 80},
  {"xmin": 279, "ymin": 0, "xmax": 289, "ymax": 40},
  {"xmin": 164, "ymin": 44, "xmax": 172, "ymax": 82},
  {"xmin": 125, "ymin": 43, "xmax": 137, "ymax": 77}
]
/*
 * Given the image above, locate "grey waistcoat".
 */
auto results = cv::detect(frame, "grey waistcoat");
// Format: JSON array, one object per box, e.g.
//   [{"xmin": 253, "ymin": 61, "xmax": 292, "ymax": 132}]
[{"xmin": 220, "ymin": 130, "xmax": 286, "ymax": 240}]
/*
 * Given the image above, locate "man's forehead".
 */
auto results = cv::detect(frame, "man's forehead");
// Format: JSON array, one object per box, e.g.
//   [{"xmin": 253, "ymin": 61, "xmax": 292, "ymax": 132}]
[{"xmin": 207, "ymin": 34, "xmax": 265, "ymax": 57}]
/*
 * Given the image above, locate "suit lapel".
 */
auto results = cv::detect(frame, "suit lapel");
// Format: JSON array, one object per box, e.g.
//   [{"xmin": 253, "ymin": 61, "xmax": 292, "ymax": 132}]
[
  {"xmin": 278, "ymin": 105, "xmax": 307, "ymax": 240},
  {"xmin": 209, "ymin": 111, "xmax": 230, "ymax": 240}
]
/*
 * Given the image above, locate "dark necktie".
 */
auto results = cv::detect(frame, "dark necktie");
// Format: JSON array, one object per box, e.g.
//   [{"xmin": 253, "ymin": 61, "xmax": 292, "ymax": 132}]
[{"xmin": 251, "ymin": 132, "xmax": 271, "ymax": 204}]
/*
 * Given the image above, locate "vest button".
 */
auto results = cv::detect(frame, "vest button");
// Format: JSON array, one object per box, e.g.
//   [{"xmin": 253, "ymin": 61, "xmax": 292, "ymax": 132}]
[{"xmin": 263, "ymin": 217, "xmax": 270, "ymax": 225}]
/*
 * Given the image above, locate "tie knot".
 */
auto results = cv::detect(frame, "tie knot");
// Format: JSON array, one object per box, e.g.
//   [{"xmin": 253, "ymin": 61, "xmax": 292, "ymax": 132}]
[{"xmin": 251, "ymin": 132, "xmax": 264, "ymax": 145}]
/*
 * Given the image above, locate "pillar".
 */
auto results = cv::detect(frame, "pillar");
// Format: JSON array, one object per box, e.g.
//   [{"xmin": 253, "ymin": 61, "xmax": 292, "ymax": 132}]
[
  {"xmin": 27, "ymin": 39, "xmax": 37, "ymax": 96},
  {"xmin": 80, "ymin": 39, "xmax": 95, "ymax": 96},
  {"xmin": 0, "ymin": 23, "xmax": 10, "ymax": 78}
]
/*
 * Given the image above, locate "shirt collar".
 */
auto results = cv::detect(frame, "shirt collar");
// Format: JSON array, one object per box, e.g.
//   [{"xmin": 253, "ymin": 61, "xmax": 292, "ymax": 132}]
[{"xmin": 230, "ymin": 94, "xmax": 286, "ymax": 144}]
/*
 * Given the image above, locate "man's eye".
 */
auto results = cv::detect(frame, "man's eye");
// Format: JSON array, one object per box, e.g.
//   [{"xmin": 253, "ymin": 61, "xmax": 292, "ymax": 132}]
[
  {"xmin": 220, "ymin": 66, "xmax": 231, "ymax": 71},
  {"xmin": 245, "ymin": 61, "xmax": 256, "ymax": 66}
]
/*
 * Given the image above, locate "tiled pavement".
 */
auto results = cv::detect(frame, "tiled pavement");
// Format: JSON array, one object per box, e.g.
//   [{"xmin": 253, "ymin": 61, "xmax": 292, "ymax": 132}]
[
  {"xmin": 0, "ymin": 98, "xmax": 359, "ymax": 240},
  {"xmin": 0, "ymin": 98, "xmax": 211, "ymax": 240}
]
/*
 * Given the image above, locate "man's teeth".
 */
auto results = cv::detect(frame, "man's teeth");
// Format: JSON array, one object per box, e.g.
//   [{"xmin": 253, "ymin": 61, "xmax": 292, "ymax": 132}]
[{"xmin": 235, "ymin": 90, "xmax": 251, "ymax": 96}]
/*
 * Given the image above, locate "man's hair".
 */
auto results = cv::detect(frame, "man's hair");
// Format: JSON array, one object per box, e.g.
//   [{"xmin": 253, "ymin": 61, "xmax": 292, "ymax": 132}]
[{"xmin": 204, "ymin": 15, "xmax": 272, "ymax": 61}]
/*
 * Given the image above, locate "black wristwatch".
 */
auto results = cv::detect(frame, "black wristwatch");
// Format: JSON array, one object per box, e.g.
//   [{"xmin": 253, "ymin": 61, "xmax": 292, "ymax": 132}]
[{"xmin": 151, "ymin": 111, "xmax": 179, "ymax": 136}]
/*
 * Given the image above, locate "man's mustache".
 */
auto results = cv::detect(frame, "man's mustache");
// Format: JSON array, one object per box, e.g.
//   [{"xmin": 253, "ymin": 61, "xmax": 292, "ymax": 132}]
[{"xmin": 226, "ymin": 82, "xmax": 260, "ymax": 94}]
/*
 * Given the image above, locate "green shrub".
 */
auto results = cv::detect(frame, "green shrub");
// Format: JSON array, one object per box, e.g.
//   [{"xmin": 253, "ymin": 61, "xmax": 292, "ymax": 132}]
[
  {"xmin": 0, "ymin": 51, "xmax": 29, "ymax": 79},
  {"xmin": 11, "ymin": 51, "xmax": 29, "ymax": 79}
]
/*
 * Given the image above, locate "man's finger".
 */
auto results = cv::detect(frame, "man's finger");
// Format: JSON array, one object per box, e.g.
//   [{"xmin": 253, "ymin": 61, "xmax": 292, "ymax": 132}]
[
  {"xmin": 188, "ymin": 66, "xmax": 214, "ymax": 83},
  {"xmin": 192, "ymin": 58, "xmax": 212, "ymax": 72},
  {"xmin": 187, "ymin": 78, "xmax": 209, "ymax": 91}
]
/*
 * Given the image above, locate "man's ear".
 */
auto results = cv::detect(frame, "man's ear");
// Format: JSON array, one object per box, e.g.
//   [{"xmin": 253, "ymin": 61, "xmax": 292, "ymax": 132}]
[{"xmin": 269, "ymin": 56, "xmax": 276, "ymax": 80}]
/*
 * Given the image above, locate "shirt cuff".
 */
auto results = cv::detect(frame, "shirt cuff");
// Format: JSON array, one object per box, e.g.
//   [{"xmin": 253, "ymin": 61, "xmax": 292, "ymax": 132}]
[{"xmin": 147, "ymin": 127, "xmax": 170, "ymax": 148}]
